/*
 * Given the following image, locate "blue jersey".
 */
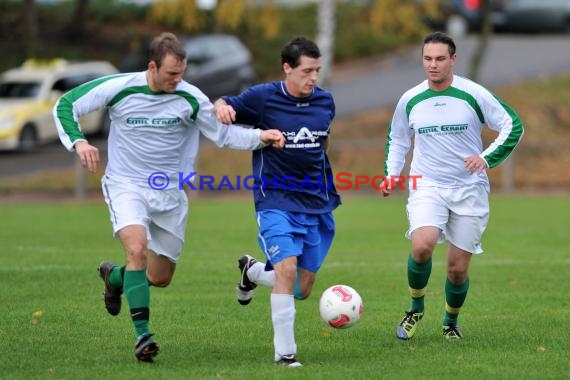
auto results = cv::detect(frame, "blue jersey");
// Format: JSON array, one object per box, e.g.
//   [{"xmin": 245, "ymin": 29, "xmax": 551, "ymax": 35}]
[{"xmin": 222, "ymin": 81, "xmax": 341, "ymax": 214}]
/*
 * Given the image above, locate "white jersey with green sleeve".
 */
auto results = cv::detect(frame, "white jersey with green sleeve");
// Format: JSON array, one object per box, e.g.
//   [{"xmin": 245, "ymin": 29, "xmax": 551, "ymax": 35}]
[
  {"xmin": 53, "ymin": 71, "xmax": 264, "ymax": 186},
  {"xmin": 384, "ymin": 75, "xmax": 524, "ymax": 190}
]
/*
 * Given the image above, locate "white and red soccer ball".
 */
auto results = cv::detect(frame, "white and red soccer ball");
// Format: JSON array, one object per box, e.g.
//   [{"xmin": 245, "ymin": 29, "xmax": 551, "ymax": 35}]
[{"xmin": 319, "ymin": 284, "xmax": 363, "ymax": 329}]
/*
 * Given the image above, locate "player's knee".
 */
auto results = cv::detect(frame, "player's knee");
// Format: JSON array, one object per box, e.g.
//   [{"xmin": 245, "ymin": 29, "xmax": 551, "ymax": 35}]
[
  {"xmin": 147, "ymin": 274, "xmax": 172, "ymax": 288},
  {"xmin": 125, "ymin": 243, "xmax": 148, "ymax": 265},
  {"xmin": 150, "ymin": 281, "xmax": 170, "ymax": 288},
  {"xmin": 411, "ymin": 244, "xmax": 434, "ymax": 262},
  {"xmin": 295, "ymin": 275, "xmax": 316, "ymax": 300},
  {"xmin": 278, "ymin": 262, "xmax": 298, "ymax": 283},
  {"xmin": 294, "ymin": 287, "xmax": 312, "ymax": 300},
  {"xmin": 447, "ymin": 268, "xmax": 467, "ymax": 284}
]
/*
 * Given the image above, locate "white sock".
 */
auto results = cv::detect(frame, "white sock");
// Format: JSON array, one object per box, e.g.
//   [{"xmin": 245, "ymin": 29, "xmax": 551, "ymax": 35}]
[
  {"xmin": 271, "ymin": 293, "xmax": 296, "ymax": 361},
  {"xmin": 248, "ymin": 262, "xmax": 275, "ymax": 287}
]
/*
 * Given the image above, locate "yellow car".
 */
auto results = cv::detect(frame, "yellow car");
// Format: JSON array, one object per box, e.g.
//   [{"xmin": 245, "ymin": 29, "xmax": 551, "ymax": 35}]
[{"xmin": 0, "ymin": 59, "xmax": 118, "ymax": 151}]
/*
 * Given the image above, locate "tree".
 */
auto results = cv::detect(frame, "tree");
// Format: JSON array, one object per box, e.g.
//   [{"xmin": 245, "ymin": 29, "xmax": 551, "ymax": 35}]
[
  {"xmin": 468, "ymin": 0, "xmax": 492, "ymax": 81},
  {"xmin": 316, "ymin": 0, "xmax": 335, "ymax": 88},
  {"xmin": 150, "ymin": 0, "xmax": 207, "ymax": 32},
  {"xmin": 23, "ymin": 0, "xmax": 38, "ymax": 57},
  {"xmin": 67, "ymin": 0, "xmax": 90, "ymax": 42}
]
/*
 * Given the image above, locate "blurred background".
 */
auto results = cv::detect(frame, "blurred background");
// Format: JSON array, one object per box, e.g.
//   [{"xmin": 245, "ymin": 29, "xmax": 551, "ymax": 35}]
[{"xmin": 0, "ymin": 0, "xmax": 569, "ymax": 199}]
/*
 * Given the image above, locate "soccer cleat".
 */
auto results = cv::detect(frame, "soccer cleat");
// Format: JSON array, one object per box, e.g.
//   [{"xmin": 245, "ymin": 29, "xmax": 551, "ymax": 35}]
[
  {"xmin": 98, "ymin": 262, "xmax": 123, "ymax": 316},
  {"xmin": 395, "ymin": 310, "xmax": 424, "ymax": 340},
  {"xmin": 275, "ymin": 354, "xmax": 303, "ymax": 368},
  {"xmin": 236, "ymin": 286, "xmax": 255, "ymax": 306},
  {"xmin": 443, "ymin": 325, "xmax": 464, "ymax": 340},
  {"xmin": 236, "ymin": 255, "xmax": 257, "ymax": 305},
  {"xmin": 135, "ymin": 333, "xmax": 160, "ymax": 362}
]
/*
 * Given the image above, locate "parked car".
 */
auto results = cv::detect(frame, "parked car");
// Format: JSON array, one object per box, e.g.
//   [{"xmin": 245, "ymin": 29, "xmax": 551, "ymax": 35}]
[
  {"xmin": 496, "ymin": 0, "xmax": 570, "ymax": 33},
  {"xmin": 119, "ymin": 34, "xmax": 257, "ymax": 100},
  {"xmin": 422, "ymin": 0, "xmax": 570, "ymax": 36},
  {"xmin": 0, "ymin": 59, "xmax": 118, "ymax": 151}
]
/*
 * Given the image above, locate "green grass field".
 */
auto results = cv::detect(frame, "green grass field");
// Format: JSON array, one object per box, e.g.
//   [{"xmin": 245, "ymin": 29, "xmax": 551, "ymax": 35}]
[{"xmin": 1, "ymin": 195, "xmax": 568, "ymax": 380}]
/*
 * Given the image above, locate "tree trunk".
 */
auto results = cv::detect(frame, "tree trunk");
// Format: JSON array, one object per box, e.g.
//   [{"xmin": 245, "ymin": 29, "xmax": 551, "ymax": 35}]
[
  {"xmin": 67, "ymin": 0, "xmax": 90, "ymax": 42},
  {"xmin": 316, "ymin": 0, "xmax": 336, "ymax": 89},
  {"xmin": 23, "ymin": 0, "xmax": 38, "ymax": 57},
  {"xmin": 468, "ymin": 0, "xmax": 492, "ymax": 81}
]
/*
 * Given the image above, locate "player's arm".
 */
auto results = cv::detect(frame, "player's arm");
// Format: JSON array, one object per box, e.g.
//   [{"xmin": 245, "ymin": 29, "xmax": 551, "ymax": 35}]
[
  {"xmin": 211, "ymin": 89, "xmax": 284, "ymax": 149},
  {"xmin": 261, "ymin": 130, "xmax": 285, "ymax": 148},
  {"xmin": 74, "ymin": 141, "xmax": 100, "ymax": 173},
  {"xmin": 463, "ymin": 155, "xmax": 488, "ymax": 175},
  {"xmin": 478, "ymin": 92, "xmax": 524, "ymax": 169},
  {"xmin": 213, "ymin": 98, "xmax": 236, "ymax": 125},
  {"xmin": 199, "ymin": 100, "xmax": 283, "ymax": 150},
  {"xmin": 323, "ymin": 137, "xmax": 330, "ymax": 152},
  {"xmin": 53, "ymin": 76, "xmax": 119, "ymax": 172},
  {"xmin": 214, "ymin": 98, "xmax": 283, "ymax": 146},
  {"xmin": 53, "ymin": 89, "xmax": 102, "ymax": 172},
  {"xmin": 52, "ymin": 75, "xmax": 117, "ymax": 152},
  {"xmin": 382, "ymin": 98, "xmax": 413, "ymax": 196}
]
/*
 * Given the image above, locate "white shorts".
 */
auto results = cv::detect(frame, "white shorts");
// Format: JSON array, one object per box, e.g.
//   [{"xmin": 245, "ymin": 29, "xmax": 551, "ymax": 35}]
[
  {"xmin": 101, "ymin": 176, "xmax": 188, "ymax": 262},
  {"xmin": 405, "ymin": 184, "xmax": 489, "ymax": 254}
]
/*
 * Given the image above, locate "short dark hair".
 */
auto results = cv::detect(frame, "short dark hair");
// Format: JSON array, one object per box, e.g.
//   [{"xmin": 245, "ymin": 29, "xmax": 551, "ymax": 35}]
[
  {"xmin": 423, "ymin": 32, "xmax": 456, "ymax": 56},
  {"xmin": 281, "ymin": 36, "xmax": 321, "ymax": 69},
  {"xmin": 149, "ymin": 32, "xmax": 187, "ymax": 68}
]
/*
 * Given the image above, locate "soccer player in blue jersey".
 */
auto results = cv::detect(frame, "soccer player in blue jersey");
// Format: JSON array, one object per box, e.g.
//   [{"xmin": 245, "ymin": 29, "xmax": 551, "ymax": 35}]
[
  {"xmin": 215, "ymin": 36, "xmax": 341, "ymax": 367},
  {"xmin": 53, "ymin": 32, "xmax": 284, "ymax": 362}
]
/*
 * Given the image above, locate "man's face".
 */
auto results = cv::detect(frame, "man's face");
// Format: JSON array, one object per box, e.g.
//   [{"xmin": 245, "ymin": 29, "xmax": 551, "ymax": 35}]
[
  {"xmin": 422, "ymin": 42, "xmax": 456, "ymax": 89},
  {"xmin": 148, "ymin": 53, "xmax": 187, "ymax": 93},
  {"xmin": 283, "ymin": 55, "xmax": 321, "ymax": 98}
]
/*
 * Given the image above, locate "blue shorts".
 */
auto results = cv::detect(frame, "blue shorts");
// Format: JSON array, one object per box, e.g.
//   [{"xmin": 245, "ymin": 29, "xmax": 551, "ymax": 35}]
[{"xmin": 256, "ymin": 210, "xmax": 335, "ymax": 273}]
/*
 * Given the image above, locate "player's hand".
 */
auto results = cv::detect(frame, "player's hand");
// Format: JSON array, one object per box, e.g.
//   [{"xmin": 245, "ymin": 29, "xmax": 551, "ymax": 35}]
[
  {"xmin": 464, "ymin": 155, "xmax": 487, "ymax": 175},
  {"xmin": 260, "ymin": 129, "xmax": 285, "ymax": 149},
  {"xmin": 378, "ymin": 178, "xmax": 392, "ymax": 197},
  {"xmin": 75, "ymin": 141, "xmax": 99, "ymax": 173},
  {"xmin": 214, "ymin": 101, "xmax": 236, "ymax": 125}
]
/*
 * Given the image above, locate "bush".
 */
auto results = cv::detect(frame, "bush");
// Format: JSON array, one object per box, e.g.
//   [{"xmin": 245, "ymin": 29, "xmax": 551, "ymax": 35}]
[{"xmin": 0, "ymin": 0, "xmax": 430, "ymax": 80}]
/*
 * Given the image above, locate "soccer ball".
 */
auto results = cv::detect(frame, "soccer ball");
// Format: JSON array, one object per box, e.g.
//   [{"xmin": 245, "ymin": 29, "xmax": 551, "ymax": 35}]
[{"xmin": 319, "ymin": 284, "xmax": 363, "ymax": 329}]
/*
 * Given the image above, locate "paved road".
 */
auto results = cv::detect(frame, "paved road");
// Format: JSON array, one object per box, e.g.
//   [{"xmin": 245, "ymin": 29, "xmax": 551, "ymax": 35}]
[
  {"xmin": 330, "ymin": 34, "xmax": 570, "ymax": 115},
  {"xmin": 1, "ymin": 34, "xmax": 570, "ymax": 179}
]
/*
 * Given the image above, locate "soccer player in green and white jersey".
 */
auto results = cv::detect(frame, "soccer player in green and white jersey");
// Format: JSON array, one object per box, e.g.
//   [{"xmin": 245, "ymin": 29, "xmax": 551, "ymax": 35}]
[
  {"xmin": 53, "ymin": 32, "xmax": 284, "ymax": 362},
  {"xmin": 382, "ymin": 32, "xmax": 524, "ymax": 341}
]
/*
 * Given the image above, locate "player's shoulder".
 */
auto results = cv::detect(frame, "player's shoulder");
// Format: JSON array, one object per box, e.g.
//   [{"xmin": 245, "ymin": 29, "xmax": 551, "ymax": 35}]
[
  {"xmin": 451, "ymin": 75, "xmax": 500, "ymax": 106},
  {"xmin": 313, "ymin": 86, "xmax": 335, "ymax": 111},
  {"xmin": 451, "ymin": 75, "xmax": 488, "ymax": 94},
  {"xmin": 252, "ymin": 81, "xmax": 281, "ymax": 95},
  {"xmin": 227, "ymin": 82, "xmax": 277, "ymax": 99},
  {"xmin": 399, "ymin": 81, "xmax": 429, "ymax": 103},
  {"xmin": 66, "ymin": 72, "xmax": 138, "ymax": 101},
  {"xmin": 175, "ymin": 80, "xmax": 210, "ymax": 102},
  {"xmin": 87, "ymin": 71, "xmax": 139, "ymax": 90},
  {"xmin": 314, "ymin": 85, "xmax": 334, "ymax": 100}
]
